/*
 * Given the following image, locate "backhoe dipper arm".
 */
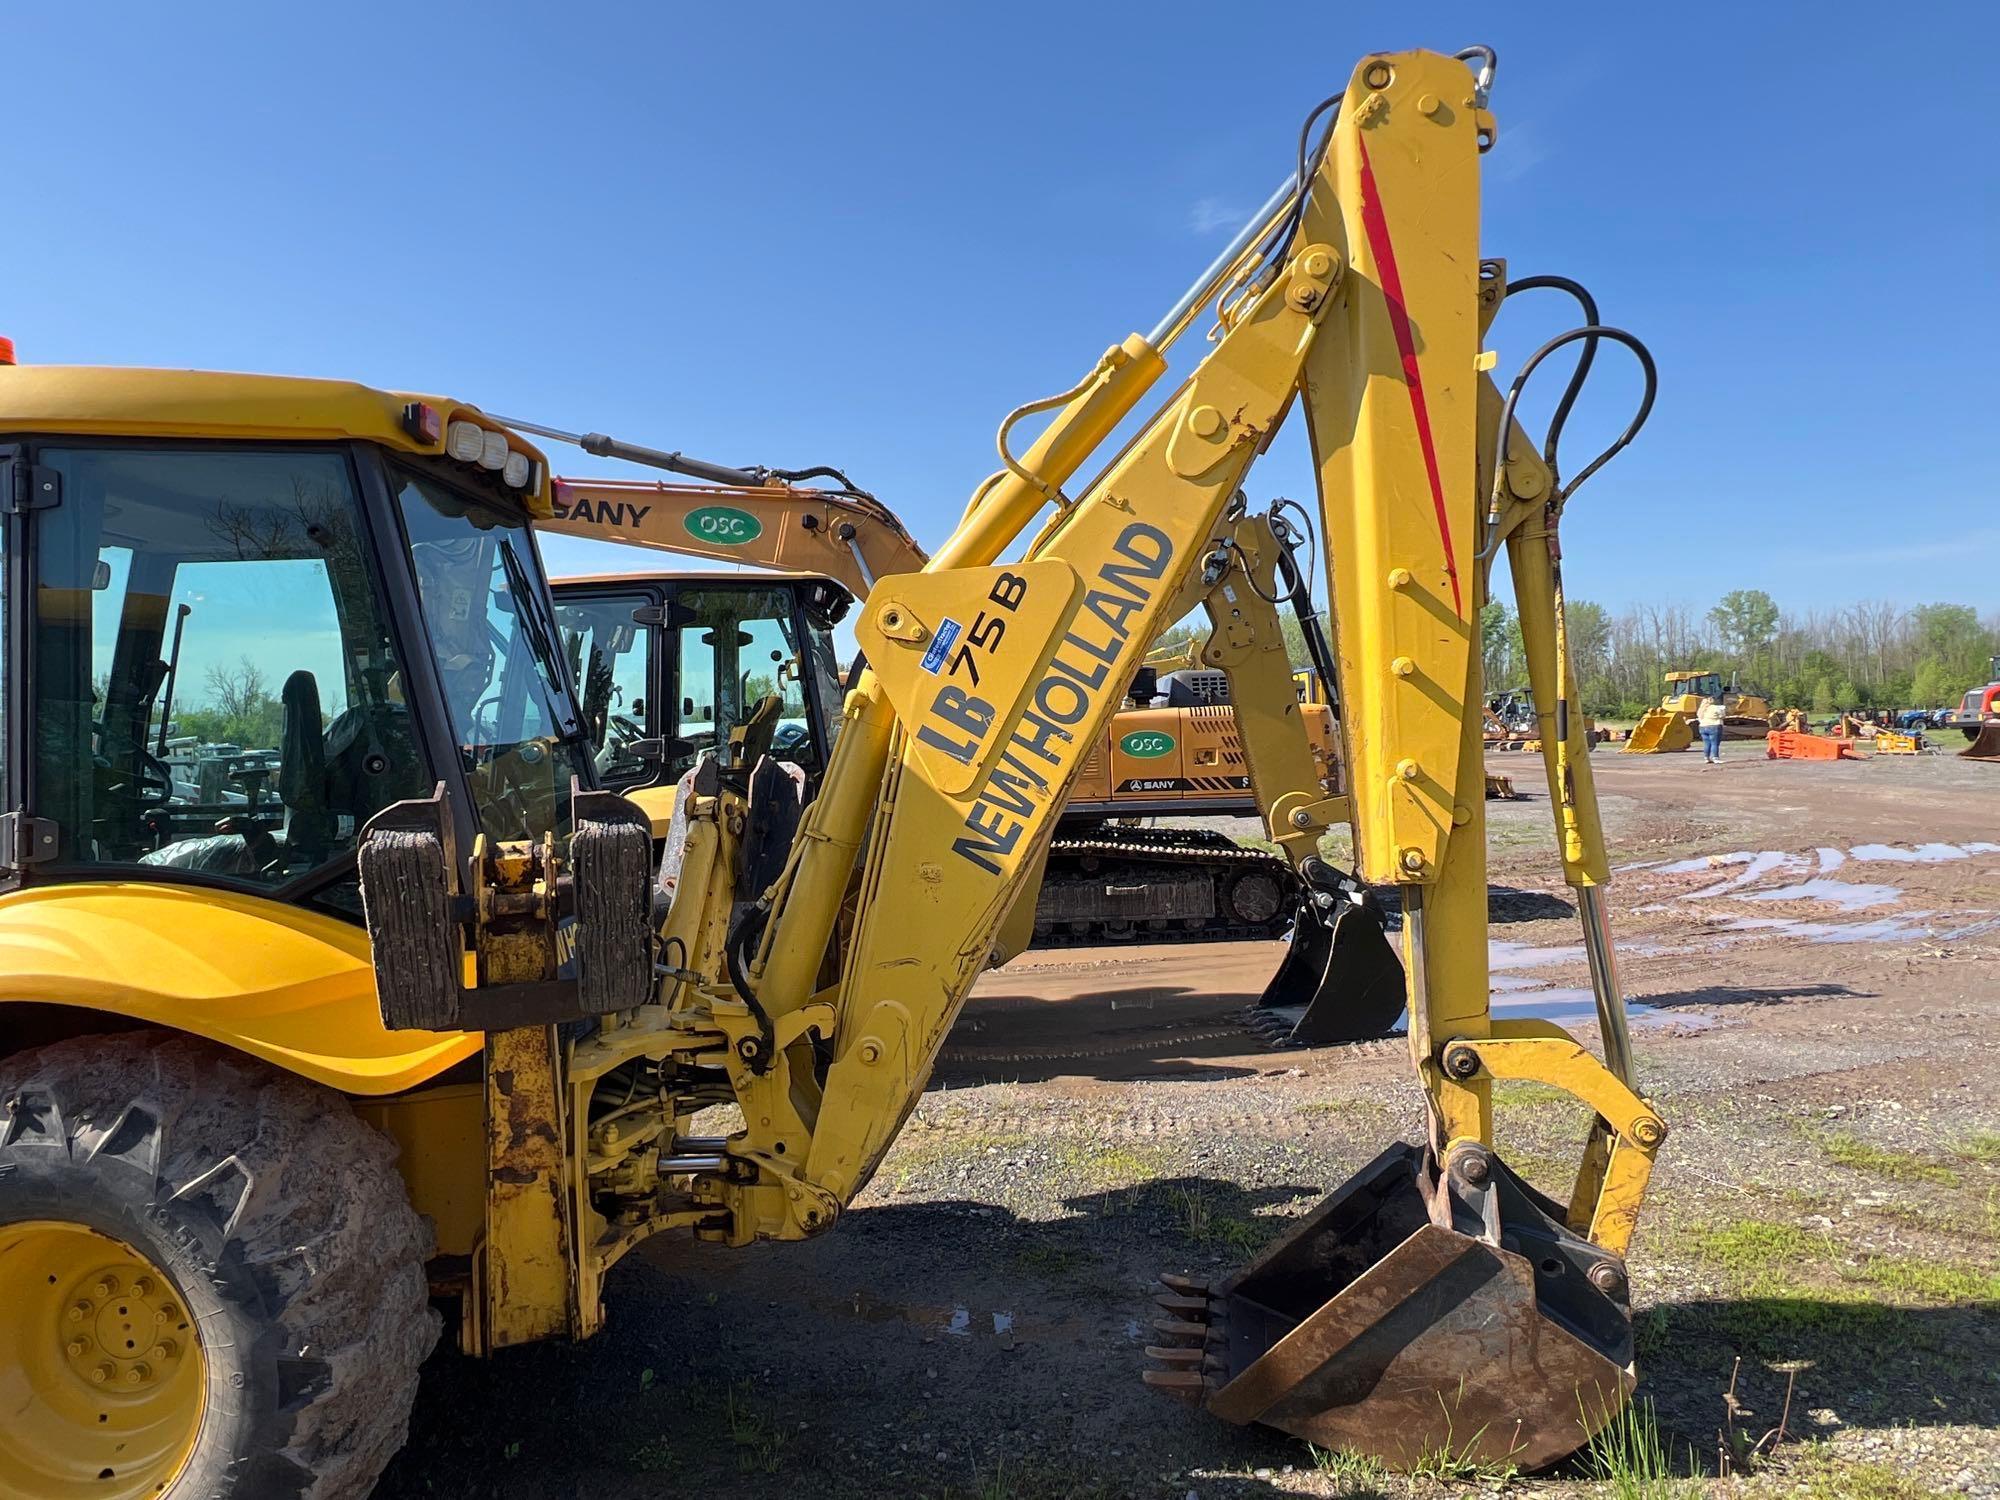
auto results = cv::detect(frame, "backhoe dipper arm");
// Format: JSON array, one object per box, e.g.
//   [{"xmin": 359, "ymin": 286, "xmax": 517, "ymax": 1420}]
[{"xmin": 547, "ymin": 476, "xmax": 927, "ymax": 599}]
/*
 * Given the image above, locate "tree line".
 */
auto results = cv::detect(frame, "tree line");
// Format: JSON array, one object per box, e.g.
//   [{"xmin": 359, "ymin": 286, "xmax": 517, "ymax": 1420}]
[
  {"xmin": 1156, "ymin": 589, "xmax": 1998, "ymax": 721},
  {"xmin": 1482, "ymin": 591, "xmax": 2000, "ymax": 718}
]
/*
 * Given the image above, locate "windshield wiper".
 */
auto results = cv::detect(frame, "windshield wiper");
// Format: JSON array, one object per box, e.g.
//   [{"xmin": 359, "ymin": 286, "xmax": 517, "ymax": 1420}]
[{"xmin": 497, "ymin": 539, "xmax": 587, "ymax": 743}]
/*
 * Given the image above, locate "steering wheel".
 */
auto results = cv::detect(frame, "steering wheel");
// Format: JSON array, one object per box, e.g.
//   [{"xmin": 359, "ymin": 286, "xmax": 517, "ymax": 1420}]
[
  {"xmin": 95, "ymin": 727, "xmax": 174, "ymax": 809},
  {"xmin": 134, "ymin": 748, "xmax": 175, "ymax": 808}
]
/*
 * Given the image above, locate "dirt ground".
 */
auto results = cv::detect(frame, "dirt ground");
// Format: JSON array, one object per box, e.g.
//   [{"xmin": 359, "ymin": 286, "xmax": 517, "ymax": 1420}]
[{"xmin": 376, "ymin": 745, "xmax": 2000, "ymax": 1500}]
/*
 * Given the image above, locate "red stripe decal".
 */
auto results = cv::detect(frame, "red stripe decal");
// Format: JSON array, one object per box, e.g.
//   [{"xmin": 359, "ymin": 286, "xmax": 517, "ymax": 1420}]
[{"xmin": 1354, "ymin": 135, "xmax": 1463, "ymax": 616}]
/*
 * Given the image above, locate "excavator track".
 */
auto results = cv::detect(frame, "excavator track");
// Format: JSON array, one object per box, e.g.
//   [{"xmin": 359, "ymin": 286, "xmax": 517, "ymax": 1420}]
[{"xmin": 1032, "ymin": 825, "xmax": 1297, "ymax": 948}]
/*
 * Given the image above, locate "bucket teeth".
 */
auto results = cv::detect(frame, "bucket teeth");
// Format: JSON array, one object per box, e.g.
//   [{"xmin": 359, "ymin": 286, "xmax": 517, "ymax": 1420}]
[
  {"xmin": 1144, "ymin": 1274, "xmax": 1227, "ymax": 1399},
  {"xmin": 1140, "ymin": 1367, "xmax": 1213, "ymax": 1402}
]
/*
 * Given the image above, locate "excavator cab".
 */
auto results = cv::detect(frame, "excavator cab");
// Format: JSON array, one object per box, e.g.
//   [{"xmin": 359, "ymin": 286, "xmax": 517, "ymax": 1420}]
[{"xmin": 550, "ymin": 571, "xmax": 851, "ymax": 834}]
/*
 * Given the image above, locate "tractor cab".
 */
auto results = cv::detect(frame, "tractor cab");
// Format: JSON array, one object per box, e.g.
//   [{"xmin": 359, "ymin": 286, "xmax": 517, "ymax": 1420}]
[
  {"xmin": 0, "ymin": 368, "xmax": 588, "ymax": 914},
  {"xmin": 549, "ymin": 571, "xmax": 851, "ymax": 834}
]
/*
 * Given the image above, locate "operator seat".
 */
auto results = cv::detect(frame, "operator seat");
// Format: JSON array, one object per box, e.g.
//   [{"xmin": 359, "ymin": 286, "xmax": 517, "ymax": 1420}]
[{"xmin": 279, "ymin": 670, "xmax": 334, "ymax": 863}]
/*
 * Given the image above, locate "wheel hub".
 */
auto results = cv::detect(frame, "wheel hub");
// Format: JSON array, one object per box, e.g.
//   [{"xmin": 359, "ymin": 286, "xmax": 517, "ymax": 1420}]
[
  {"xmin": 60, "ymin": 1261, "xmax": 191, "ymax": 1394},
  {"xmin": 0, "ymin": 1220, "xmax": 204, "ymax": 1499}
]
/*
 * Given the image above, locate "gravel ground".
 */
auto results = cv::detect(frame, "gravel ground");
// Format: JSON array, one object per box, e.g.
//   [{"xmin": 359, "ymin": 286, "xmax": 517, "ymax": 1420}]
[{"xmin": 376, "ymin": 745, "xmax": 2000, "ymax": 1500}]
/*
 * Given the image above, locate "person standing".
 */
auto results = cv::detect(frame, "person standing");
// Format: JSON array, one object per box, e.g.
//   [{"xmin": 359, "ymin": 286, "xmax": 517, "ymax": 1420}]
[{"xmin": 1697, "ymin": 695, "xmax": 1727, "ymax": 765}]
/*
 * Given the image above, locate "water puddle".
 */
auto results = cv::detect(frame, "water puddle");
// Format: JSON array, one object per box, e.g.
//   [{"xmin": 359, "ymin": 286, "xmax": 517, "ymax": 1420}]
[
  {"xmin": 1741, "ymin": 878, "xmax": 1903, "ymax": 911},
  {"xmin": 1848, "ymin": 841, "xmax": 2000, "ymax": 863},
  {"xmin": 1493, "ymin": 985, "xmax": 1711, "ymax": 1032},
  {"xmin": 1490, "ymin": 940, "xmax": 1585, "ymax": 971}
]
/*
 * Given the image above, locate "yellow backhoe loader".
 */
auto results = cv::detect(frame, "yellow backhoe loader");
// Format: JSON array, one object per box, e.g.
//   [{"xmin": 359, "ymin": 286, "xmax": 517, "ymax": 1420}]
[
  {"xmin": 0, "ymin": 45, "xmax": 1665, "ymax": 1495},
  {"xmin": 1623, "ymin": 668, "xmax": 1773, "ymax": 752}
]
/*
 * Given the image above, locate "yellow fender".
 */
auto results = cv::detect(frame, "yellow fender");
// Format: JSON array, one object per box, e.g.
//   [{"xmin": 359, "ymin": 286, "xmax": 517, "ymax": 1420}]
[{"xmin": 0, "ymin": 883, "xmax": 479, "ymax": 1094}]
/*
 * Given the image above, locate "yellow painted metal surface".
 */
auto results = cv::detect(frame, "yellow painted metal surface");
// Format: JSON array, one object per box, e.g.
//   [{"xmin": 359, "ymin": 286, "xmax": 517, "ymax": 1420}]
[
  {"xmin": 0, "ymin": 364, "xmax": 553, "ymax": 516},
  {"xmin": 482, "ymin": 1027, "xmax": 575, "ymax": 1349},
  {"xmin": 353, "ymin": 1084, "xmax": 487, "ymax": 1258},
  {"xmin": 0, "ymin": 884, "xmax": 480, "ymax": 1094},
  {"xmin": 0, "ymin": 1221, "xmax": 204, "ymax": 1498},
  {"xmin": 623, "ymin": 781, "xmax": 678, "ymax": 839}
]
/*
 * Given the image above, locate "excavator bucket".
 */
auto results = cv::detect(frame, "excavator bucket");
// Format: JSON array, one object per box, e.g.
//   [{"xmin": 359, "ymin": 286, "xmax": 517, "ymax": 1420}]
[
  {"xmin": 1245, "ymin": 897, "xmax": 1406, "ymax": 1047},
  {"xmin": 1620, "ymin": 708, "xmax": 1690, "ymax": 754},
  {"xmin": 1145, "ymin": 1143, "xmax": 1636, "ymax": 1471},
  {"xmin": 1962, "ymin": 724, "xmax": 2000, "ymax": 761}
]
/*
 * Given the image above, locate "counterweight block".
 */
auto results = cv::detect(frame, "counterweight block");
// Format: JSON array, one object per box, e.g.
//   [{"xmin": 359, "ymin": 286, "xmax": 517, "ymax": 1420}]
[{"xmin": 1146, "ymin": 1143, "xmax": 1635, "ymax": 1471}]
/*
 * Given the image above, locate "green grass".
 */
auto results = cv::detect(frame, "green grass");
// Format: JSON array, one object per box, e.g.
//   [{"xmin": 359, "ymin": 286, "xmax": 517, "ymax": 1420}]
[
  {"xmin": 1305, "ymin": 1444, "xmax": 1390, "ymax": 1486},
  {"xmin": 723, "ymin": 1379, "xmax": 788, "ymax": 1475},
  {"xmin": 1169, "ymin": 1185, "xmax": 1271, "ymax": 1255},
  {"xmin": 1861, "ymin": 1256, "xmax": 2000, "ymax": 1301},
  {"xmin": 1493, "ymin": 1079, "xmax": 1572, "ymax": 1110},
  {"xmin": 1952, "ymin": 1130, "xmax": 2000, "ymax": 1164},
  {"xmin": 1008, "ymin": 1242, "xmax": 1089, "ymax": 1276},
  {"xmin": 1689, "ymin": 1219, "xmax": 1829, "ymax": 1274},
  {"xmin": 626, "ymin": 1436, "xmax": 674, "ymax": 1473},
  {"xmin": 1767, "ymin": 1442, "xmax": 1955, "ymax": 1499},
  {"xmin": 1582, "ymin": 1398, "xmax": 1699, "ymax": 1500},
  {"xmin": 1687, "ymin": 1217, "xmax": 1999, "ymax": 1305},
  {"xmin": 1812, "ymin": 1130, "xmax": 1959, "ymax": 1185}
]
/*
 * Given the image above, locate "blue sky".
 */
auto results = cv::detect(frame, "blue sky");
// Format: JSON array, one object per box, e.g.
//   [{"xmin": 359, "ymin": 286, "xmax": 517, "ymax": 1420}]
[{"xmin": 7, "ymin": 2, "xmax": 1994, "ymax": 618}]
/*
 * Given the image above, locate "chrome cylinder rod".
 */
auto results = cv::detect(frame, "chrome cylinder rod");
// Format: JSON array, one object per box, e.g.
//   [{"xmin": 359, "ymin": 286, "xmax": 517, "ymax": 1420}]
[
  {"xmin": 1144, "ymin": 175, "xmax": 1298, "ymax": 351},
  {"xmin": 1577, "ymin": 884, "xmax": 1636, "ymax": 1087}
]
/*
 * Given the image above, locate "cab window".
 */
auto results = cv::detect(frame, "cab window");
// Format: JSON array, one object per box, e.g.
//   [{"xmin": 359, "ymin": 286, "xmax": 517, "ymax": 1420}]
[
  {"xmin": 29, "ymin": 447, "xmax": 428, "ymax": 884},
  {"xmin": 554, "ymin": 591, "xmax": 654, "ymax": 784},
  {"xmin": 667, "ymin": 585, "xmax": 814, "ymax": 781},
  {"xmin": 391, "ymin": 467, "xmax": 589, "ymax": 842}
]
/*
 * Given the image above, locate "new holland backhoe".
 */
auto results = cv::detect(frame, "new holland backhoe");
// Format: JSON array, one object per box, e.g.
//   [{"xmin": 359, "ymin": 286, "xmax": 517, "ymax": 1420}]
[{"xmin": 0, "ymin": 45, "xmax": 1664, "ymax": 1497}]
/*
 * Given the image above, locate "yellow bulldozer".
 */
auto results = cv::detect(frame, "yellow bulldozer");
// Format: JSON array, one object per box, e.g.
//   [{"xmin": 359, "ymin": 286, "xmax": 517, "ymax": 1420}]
[
  {"xmin": 1623, "ymin": 668, "xmax": 1774, "ymax": 753},
  {"xmin": 0, "ymin": 46, "xmax": 1668, "ymax": 1496}
]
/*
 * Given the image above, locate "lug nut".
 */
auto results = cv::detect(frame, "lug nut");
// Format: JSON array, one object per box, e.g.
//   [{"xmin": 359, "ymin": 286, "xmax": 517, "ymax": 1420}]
[
  {"xmin": 130, "ymin": 1276, "xmax": 155, "ymax": 1298},
  {"xmin": 67, "ymin": 1301, "xmax": 91, "ymax": 1323},
  {"xmin": 156, "ymin": 1304, "xmax": 179, "ymax": 1325},
  {"xmin": 66, "ymin": 1339, "xmax": 89, "ymax": 1359},
  {"xmin": 90, "ymin": 1363, "xmax": 114, "ymax": 1385},
  {"xmin": 151, "ymin": 1340, "xmax": 176, "ymax": 1361},
  {"xmin": 93, "ymin": 1276, "xmax": 119, "ymax": 1299},
  {"xmin": 125, "ymin": 1362, "xmax": 151, "ymax": 1384}
]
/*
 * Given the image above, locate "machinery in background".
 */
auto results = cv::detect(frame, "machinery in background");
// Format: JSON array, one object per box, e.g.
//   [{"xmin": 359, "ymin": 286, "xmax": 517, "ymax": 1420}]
[
  {"xmin": 1, "ymin": 46, "xmax": 1667, "ymax": 1491},
  {"xmin": 1624, "ymin": 668, "xmax": 1774, "ymax": 753},
  {"xmin": 1950, "ymin": 655, "xmax": 2000, "ymax": 757}
]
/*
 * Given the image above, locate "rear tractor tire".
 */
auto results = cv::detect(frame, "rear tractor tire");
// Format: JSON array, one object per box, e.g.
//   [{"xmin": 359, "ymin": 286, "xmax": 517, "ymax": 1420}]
[{"xmin": 0, "ymin": 1032, "xmax": 439, "ymax": 1500}]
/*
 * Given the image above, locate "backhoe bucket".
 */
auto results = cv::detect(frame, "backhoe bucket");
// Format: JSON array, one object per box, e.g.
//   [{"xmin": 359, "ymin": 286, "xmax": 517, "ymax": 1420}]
[
  {"xmin": 1145, "ymin": 1143, "xmax": 1635, "ymax": 1472},
  {"xmin": 1245, "ymin": 898, "xmax": 1406, "ymax": 1047},
  {"xmin": 1620, "ymin": 708, "xmax": 1689, "ymax": 753},
  {"xmin": 1962, "ymin": 724, "xmax": 2000, "ymax": 761}
]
